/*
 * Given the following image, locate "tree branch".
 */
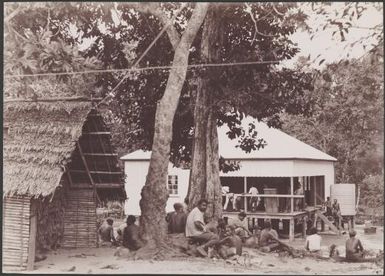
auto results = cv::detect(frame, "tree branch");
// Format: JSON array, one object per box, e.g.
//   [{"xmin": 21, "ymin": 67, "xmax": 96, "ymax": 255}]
[
  {"xmin": 154, "ymin": 3, "xmax": 188, "ymax": 48},
  {"xmin": 125, "ymin": 2, "xmax": 184, "ymax": 50},
  {"xmin": 4, "ymin": 4, "xmax": 22, "ymax": 23},
  {"xmin": 245, "ymin": 3, "xmax": 276, "ymax": 44},
  {"xmin": 272, "ymin": 5, "xmax": 285, "ymax": 17},
  {"xmin": 9, "ymin": 25, "xmax": 28, "ymax": 42},
  {"xmin": 178, "ymin": 3, "xmax": 209, "ymax": 50}
]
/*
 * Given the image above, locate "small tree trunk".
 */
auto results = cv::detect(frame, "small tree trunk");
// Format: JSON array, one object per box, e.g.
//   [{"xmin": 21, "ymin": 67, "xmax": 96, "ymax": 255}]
[
  {"xmin": 138, "ymin": 3, "xmax": 208, "ymax": 250},
  {"xmin": 187, "ymin": 6, "xmax": 222, "ymax": 220}
]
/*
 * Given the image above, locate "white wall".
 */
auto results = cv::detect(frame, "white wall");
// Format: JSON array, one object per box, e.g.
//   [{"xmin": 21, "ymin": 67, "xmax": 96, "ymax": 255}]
[
  {"xmin": 124, "ymin": 161, "xmax": 190, "ymax": 216},
  {"xmin": 220, "ymin": 159, "xmax": 334, "ymax": 198},
  {"xmin": 292, "ymin": 160, "xmax": 335, "ymax": 199},
  {"xmin": 124, "ymin": 159, "xmax": 335, "ymax": 215},
  {"xmin": 330, "ymin": 184, "xmax": 356, "ymax": 216},
  {"xmin": 220, "ymin": 160, "xmax": 295, "ymax": 177}
]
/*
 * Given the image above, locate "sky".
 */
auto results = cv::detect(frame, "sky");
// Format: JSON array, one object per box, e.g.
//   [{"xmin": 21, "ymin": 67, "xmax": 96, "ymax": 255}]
[{"xmin": 283, "ymin": 2, "xmax": 383, "ymax": 69}]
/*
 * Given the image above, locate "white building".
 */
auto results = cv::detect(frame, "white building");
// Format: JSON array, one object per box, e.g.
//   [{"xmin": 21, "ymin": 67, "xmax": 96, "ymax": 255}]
[{"xmin": 121, "ymin": 117, "xmax": 336, "ymax": 216}]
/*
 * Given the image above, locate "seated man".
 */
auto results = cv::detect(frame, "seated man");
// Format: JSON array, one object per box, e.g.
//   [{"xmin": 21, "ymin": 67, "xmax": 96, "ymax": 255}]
[
  {"xmin": 123, "ymin": 215, "xmax": 143, "ymax": 251},
  {"xmin": 328, "ymin": 230, "xmax": 380, "ymax": 263},
  {"xmin": 166, "ymin": 203, "xmax": 187, "ymax": 234},
  {"xmin": 345, "ymin": 230, "xmax": 379, "ymax": 262},
  {"xmin": 259, "ymin": 221, "xmax": 280, "ymax": 252},
  {"xmin": 185, "ymin": 199, "xmax": 220, "ymax": 257},
  {"xmin": 305, "ymin": 227, "xmax": 322, "ymax": 254},
  {"xmin": 98, "ymin": 218, "xmax": 116, "ymax": 245},
  {"xmin": 228, "ymin": 211, "xmax": 251, "ymax": 242},
  {"xmin": 116, "ymin": 221, "xmax": 127, "ymax": 244},
  {"xmin": 324, "ymin": 197, "xmax": 332, "ymax": 217},
  {"xmin": 217, "ymin": 225, "xmax": 242, "ymax": 259}
]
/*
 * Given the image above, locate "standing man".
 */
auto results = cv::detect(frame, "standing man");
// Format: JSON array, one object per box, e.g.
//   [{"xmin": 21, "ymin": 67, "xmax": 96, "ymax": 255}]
[
  {"xmin": 248, "ymin": 184, "xmax": 260, "ymax": 212},
  {"xmin": 185, "ymin": 199, "xmax": 220, "ymax": 257},
  {"xmin": 294, "ymin": 181, "xmax": 304, "ymax": 211},
  {"xmin": 228, "ymin": 211, "xmax": 251, "ymax": 241},
  {"xmin": 332, "ymin": 199, "xmax": 341, "ymax": 229}
]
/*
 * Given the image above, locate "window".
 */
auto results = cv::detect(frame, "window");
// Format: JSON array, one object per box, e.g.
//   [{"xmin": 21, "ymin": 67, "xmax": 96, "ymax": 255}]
[{"xmin": 167, "ymin": 175, "xmax": 178, "ymax": 195}]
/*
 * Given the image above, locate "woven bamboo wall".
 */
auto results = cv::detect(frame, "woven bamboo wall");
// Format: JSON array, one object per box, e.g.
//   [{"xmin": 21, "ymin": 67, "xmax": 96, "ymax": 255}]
[
  {"xmin": 2, "ymin": 196, "xmax": 31, "ymax": 271},
  {"xmin": 62, "ymin": 189, "xmax": 97, "ymax": 248},
  {"xmin": 35, "ymin": 185, "xmax": 66, "ymax": 252}
]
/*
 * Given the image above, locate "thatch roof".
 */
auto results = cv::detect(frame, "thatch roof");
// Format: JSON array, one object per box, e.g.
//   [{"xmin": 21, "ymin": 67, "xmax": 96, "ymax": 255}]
[{"xmin": 3, "ymin": 101, "xmax": 92, "ymax": 197}]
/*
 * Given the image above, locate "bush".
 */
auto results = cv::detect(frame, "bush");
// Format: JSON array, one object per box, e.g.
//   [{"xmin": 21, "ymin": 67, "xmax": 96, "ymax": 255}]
[{"xmin": 359, "ymin": 174, "xmax": 384, "ymax": 217}]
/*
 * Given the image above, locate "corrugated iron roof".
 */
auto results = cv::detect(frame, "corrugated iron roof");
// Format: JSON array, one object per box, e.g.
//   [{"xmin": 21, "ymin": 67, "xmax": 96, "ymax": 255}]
[{"xmin": 121, "ymin": 117, "xmax": 337, "ymax": 162}]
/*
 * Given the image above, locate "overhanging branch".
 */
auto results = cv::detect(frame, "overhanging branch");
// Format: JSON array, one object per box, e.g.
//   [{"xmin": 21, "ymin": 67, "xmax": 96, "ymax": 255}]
[{"xmin": 121, "ymin": 2, "xmax": 183, "ymax": 50}]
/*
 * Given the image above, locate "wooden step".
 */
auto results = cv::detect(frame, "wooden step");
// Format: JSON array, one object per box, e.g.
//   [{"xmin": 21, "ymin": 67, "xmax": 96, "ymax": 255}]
[{"xmin": 315, "ymin": 210, "xmax": 341, "ymax": 235}]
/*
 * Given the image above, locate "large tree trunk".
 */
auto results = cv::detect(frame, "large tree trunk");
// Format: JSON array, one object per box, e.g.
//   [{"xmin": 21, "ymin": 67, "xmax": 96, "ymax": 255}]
[
  {"xmin": 187, "ymin": 6, "xmax": 222, "ymax": 220},
  {"xmin": 139, "ymin": 3, "xmax": 208, "ymax": 250}
]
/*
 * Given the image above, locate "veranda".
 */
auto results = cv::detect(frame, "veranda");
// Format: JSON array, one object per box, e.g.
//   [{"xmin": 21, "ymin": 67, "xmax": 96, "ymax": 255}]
[{"xmin": 221, "ymin": 175, "xmax": 326, "ymax": 241}]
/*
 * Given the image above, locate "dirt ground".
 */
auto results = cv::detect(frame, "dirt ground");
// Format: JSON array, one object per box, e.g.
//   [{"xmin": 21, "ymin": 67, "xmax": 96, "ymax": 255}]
[{"xmin": 12, "ymin": 225, "xmax": 384, "ymax": 275}]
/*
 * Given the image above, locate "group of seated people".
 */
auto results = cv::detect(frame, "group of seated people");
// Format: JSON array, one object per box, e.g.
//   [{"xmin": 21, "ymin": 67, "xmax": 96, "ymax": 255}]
[
  {"xmin": 98, "ymin": 198, "xmax": 376, "ymax": 262},
  {"xmin": 98, "ymin": 215, "xmax": 143, "ymax": 251},
  {"xmin": 182, "ymin": 199, "xmax": 377, "ymax": 262}
]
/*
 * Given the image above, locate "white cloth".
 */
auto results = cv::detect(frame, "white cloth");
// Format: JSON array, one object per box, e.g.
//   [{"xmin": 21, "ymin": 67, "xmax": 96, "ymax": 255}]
[
  {"xmin": 306, "ymin": 234, "xmax": 321, "ymax": 251},
  {"xmin": 248, "ymin": 187, "xmax": 259, "ymax": 195},
  {"xmin": 248, "ymin": 187, "xmax": 260, "ymax": 208},
  {"xmin": 185, "ymin": 207, "xmax": 205, "ymax": 237},
  {"xmin": 222, "ymin": 186, "xmax": 230, "ymax": 194}
]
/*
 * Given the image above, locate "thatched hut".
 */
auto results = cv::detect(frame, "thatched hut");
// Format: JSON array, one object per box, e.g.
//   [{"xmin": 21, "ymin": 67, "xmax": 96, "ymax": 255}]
[{"xmin": 3, "ymin": 100, "xmax": 125, "ymax": 271}]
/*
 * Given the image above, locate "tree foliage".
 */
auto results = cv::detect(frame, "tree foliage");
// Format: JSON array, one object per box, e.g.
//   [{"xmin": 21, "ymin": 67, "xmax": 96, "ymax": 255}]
[
  {"xmin": 5, "ymin": 1, "xmax": 382, "ymax": 197},
  {"xmin": 106, "ymin": 3, "xmax": 314, "ymax": 168},
  {"xmin": 360, "ymin": 174, "xmax": 384, "ymax": 213},
  {"xmin": 282, "ymin": 45, "xmax": 384, "ymax": 185}
]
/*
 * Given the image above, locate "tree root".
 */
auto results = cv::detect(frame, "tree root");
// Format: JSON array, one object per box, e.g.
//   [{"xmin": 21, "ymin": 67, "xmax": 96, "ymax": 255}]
[{"xmin": 128, "ymin": 238, "xmax": 189, "ymax": 261}]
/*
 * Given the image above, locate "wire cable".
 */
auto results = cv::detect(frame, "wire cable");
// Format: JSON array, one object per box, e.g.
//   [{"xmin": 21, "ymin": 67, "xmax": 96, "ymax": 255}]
[{"xmin": 4, "ymin": 60, "xmax": 279, "ymax": 79}]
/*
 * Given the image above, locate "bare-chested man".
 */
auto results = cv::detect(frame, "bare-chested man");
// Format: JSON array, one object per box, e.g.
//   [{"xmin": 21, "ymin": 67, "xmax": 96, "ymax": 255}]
[
  {"xmin": 217, "ymin": 225, "xmax": 242, "ymax": 259},
  {"xmin": 345, "ymin": 230, "xmax": 379, "ymax": 262},
  {"xmin": 329, "ymin": 230, "xmax": 380, "ymax": 263},
  {"xmin": 259, "ymin": 221, "xmax": 280, "ymax": 251}
]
